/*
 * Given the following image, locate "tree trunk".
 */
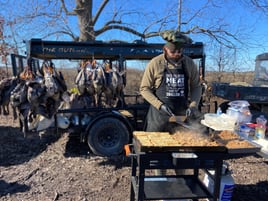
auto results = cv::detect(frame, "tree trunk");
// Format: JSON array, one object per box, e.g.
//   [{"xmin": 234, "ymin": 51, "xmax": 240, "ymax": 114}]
[{"xmin": 75, "ymin": 0, "xmax": 95, "ymax": 41}]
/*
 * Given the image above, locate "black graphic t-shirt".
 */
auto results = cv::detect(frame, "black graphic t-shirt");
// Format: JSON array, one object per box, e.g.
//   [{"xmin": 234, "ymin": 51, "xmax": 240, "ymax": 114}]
[
  {"xmin": 166, "ymin": 73, "xmax": 185, "ymax": 97},
  {"xmin": 155, "ymin": 64, "xmax": 188, "ymax": 115}
]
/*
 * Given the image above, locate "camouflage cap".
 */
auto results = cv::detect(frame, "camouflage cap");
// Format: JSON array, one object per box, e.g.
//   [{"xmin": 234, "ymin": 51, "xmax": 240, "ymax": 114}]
[{"xmin": 161, "ymin": 30, "xmax": 192, "ymax": 49}]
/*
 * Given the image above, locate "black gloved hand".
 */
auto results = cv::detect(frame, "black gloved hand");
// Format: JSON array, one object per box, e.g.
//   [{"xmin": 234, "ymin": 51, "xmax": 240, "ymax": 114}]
[
  {"xmin": 186, "ymin": 107, "xmax": 203, "ymax": 121},
  {"xmin": 160, "ymin": 104, "xmax": 174, "ymax": 116}
]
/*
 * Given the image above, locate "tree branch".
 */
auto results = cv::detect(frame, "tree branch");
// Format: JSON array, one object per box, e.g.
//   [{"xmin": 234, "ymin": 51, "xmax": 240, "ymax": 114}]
[
  {"xmin": 44, "ymin": 30, "xmax": 77, "ymax": 41},
  {"xmin": 95, "ymin": 24, "xmax": 145, "ymax": 38},
  {"xmin": 93, "ymin": 0, "xmax": 109, "ymax": 25},
  {"xmin": 184, "ymin": 25, "xmax": 241, "ymax": 48},
  {"xmin": 60, "ymin": 0, "xmax": 76, "ymax": 15},
  {"xmin": 103, "ymin": 20, "xmax": 122, "ymax": 27},
  {"xmin": 95, "ymin": 24, "xmax": 160, "ymax": 39},
  {"xmin": 183, "ymin": 1, "xmax": 210, "ymax": 25}
]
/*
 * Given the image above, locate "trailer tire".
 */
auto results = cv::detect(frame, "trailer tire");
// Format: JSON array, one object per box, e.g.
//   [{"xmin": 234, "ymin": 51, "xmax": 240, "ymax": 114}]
[{"xmin": 87, "ymin": 117, "xmax": 129, "ymax": 156}]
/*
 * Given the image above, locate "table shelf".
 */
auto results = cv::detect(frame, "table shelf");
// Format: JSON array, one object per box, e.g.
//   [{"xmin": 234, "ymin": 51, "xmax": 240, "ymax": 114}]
[
  {"xmin": 141, "ymin": 176, "xmax": 212, "ymax": 200},
  {"xmin": 130, "ymin": 151, "xmax": 223, "ymax": 201},
  {"xmin": 129, "ymin": 132, "xmax": 261, "ymax": 201}
]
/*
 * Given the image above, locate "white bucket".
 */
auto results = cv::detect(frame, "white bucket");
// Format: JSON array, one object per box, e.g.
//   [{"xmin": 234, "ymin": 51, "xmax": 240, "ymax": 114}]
[{"xmin": 203, "ymin": 166, "xmax": 235, "ymax": 201}]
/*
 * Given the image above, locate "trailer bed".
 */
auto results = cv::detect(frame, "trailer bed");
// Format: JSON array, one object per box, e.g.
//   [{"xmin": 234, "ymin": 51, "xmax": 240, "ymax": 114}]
[{"xmin": 212, "ymin": 82, "xmax": 268, "ymax": 103}]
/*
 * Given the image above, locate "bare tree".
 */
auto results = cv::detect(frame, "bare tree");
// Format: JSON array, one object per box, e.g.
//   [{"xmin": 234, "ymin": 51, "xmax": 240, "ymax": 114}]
[
  {"xmin": 0, "ymin": 0, "xmax": 267, "ymax": 64},
  {"xmin": 0, "ymin": 15, "xmax": 17, "ymax": 74},
  {"xmin": 244, "ymin": 0, "xmax": 268, "ymax": 15},
  {"xmin": 210, "ymin": 45, "xmax": 238, "ymax": 82},
  {"xmin": 60, "ymin": 0, "xmax": 165, "ymax": 41},
  {"xmin": 1, "ymin": 1, "xmax": 248, "ymax": 43}
]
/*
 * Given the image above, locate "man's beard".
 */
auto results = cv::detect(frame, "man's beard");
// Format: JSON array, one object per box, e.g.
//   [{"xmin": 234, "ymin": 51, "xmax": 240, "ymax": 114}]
[{"xmin": 166, "ymin": 55, "xmax": 181, "ymax": 64}]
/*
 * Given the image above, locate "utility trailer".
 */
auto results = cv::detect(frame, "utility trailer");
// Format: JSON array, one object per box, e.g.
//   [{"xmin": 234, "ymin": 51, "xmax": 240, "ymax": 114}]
[
  {"xmin": 11, "ymin": 39, "xmax": 206, "ymax": 156},
  {"xmin": 212, "ymin": 53, "xmax": 268, "ymax": 119}
]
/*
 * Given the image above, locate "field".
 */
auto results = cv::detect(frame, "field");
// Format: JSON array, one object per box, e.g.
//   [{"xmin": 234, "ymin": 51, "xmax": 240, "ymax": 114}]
[
  {"xmin": 0, "ymin": 68, "xmax": 268, "ymax": 201},
  {"xmin": 60, "ymin": 67, "xmax": 255, "ymax": 91}
]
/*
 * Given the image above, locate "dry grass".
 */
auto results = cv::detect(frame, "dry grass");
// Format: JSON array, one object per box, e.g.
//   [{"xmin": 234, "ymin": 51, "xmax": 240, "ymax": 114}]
[
  {"xmin": 0, "ymin": 67, "xmax": 255, "ymax": 94},
  {"xmin": 60, "ymin": 68, "xmax": 255, "ymax": 90},
  {"xmin": 205, "ymin": 71, "xmax": 254, "ymax": 84},
  {"xmin": 58, "ymin": 68, "xmax": 256, "ymax": 111}
]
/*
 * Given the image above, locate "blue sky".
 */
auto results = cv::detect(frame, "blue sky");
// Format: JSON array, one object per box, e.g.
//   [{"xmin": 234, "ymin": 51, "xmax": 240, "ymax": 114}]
[
  {"xmin": 93, "ymin": 0, "xmax": 268, "ymax": 71},
  {"xmin": 1, "ymin": 0, "xmax": 268, "ymax": 71}
]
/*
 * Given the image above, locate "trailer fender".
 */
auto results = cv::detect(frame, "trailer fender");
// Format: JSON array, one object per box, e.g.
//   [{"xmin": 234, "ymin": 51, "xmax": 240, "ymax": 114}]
[{"xmin": 83, "ymin": 111, "xmax": 133, "ymax": 156}]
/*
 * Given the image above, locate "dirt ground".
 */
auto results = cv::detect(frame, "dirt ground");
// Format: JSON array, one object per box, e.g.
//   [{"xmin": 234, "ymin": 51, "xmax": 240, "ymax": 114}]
[{"xmin": 0, "ymin": 113, "xmax": 268, "ymax": 201}]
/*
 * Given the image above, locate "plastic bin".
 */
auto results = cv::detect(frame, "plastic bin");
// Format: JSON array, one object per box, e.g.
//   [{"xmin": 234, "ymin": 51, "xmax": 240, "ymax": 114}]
[
  {"xmin": 227, "ymin": 100, "xmax": 252, "ymax": 124},
  {"xmin": 203, "ymin": 163, "xmax": 235, "ymax": 201}
]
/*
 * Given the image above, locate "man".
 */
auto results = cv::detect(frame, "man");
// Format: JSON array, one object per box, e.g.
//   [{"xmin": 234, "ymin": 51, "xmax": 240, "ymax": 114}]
[{"xmin": 140, "ymin": 30, "xmax": 202, "ymax": 133}]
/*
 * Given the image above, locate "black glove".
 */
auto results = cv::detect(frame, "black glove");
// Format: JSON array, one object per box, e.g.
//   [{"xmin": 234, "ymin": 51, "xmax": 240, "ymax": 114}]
[
  {"xmin": 186, "ymin": 107, "xmax": 203, "ymax": 121},
  {"xmin": 160, "ymin": 104, "xmax": 174, "ymax": 116}
]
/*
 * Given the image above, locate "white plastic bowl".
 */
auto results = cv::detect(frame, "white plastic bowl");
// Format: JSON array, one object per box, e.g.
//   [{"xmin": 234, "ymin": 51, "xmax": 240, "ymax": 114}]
[{"xmin": 204, "ymin": 113, "xmax": 219, "ymax": 121}]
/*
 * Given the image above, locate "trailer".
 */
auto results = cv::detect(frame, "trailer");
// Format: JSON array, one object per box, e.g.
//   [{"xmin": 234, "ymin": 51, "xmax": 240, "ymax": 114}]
[
  {"xmin": 11, "ymin": 39, "xmax": 206, "ymax": 156},
  {"xmin": 212, "ymin": 53, "xmax": 268, "ymax": 119}
]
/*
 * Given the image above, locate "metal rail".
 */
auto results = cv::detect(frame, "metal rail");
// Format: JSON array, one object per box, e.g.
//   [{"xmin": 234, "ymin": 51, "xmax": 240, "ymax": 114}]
[{"xmin": 26, "ymin": 39, "xmax": 205, "ymax": 60}]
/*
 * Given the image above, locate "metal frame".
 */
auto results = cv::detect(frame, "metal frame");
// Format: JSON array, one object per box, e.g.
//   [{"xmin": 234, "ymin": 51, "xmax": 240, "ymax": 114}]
[
  {"xmin": 10, "ymin": 54, "xmax": 40, "ymax": 76},
  {"xmin": 130, "ymin": 143, "xmax": 223, "ymax": 201},
  {"xmin": 10, "ymin": 39, "xmax": 206, "ymax": 139},
  {"xmin": 129, "ymin": 139, "xmax": 258, "ymax": 201},
  {"xmin": 26, "ymin": 39, "xmax": 205, "ymax": 60},
  {"xmin": 25, "ymin": 39, "xmax": 205, "ymax": 78}
]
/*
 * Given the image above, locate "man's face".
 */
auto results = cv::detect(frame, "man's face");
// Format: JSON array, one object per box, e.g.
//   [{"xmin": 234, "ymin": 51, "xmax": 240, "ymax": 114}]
[{"xmin": 165, "ymin": 46, "xmax": 183, "ymax": 60}]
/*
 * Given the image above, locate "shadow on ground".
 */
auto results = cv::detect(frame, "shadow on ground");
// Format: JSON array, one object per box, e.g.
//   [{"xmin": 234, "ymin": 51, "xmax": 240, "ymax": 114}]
[
  {"xmin": 64, "ymin": 135, "xmax": 91, "ymax": 157},
  {"xmin": 0, "ymin": 179, "xmax": 30, "ymax": 196},
  {"xmin": 0, "ymin": 126, "xmax": 60, "ymax": 167},
  {"xmin": 64, "ymin": 135, "xmax": 131, "ymax": 168},
  {"xmin": 232, "ymin": 181, "xmax": 268, "ymax": 201}
]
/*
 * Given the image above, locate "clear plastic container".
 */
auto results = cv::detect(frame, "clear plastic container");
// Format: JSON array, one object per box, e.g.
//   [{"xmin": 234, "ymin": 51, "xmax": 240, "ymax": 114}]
[
  {"xmin": 227, "ymin": 100, "xmax": 252, "ymax": 124},
  {"xmin": 239, "ymin": 125, "xmax": 251, "ymax": 139},
  {"xmin": 255, "ymin": 115, "xmax": 267, "ymax": 139},
  {"xmin": 226, "ymin": 107, "xmax": 252, "ymax": 124},
  {"xmin": 228, "ymin": 100, "xmax": 250, "ymax": 110}
]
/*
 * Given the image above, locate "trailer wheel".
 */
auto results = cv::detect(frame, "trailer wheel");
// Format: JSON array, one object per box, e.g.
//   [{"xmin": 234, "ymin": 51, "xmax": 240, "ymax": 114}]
[{"xmin": 87, "ymin": 117, "xmax": 129, "ymax": 156}]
